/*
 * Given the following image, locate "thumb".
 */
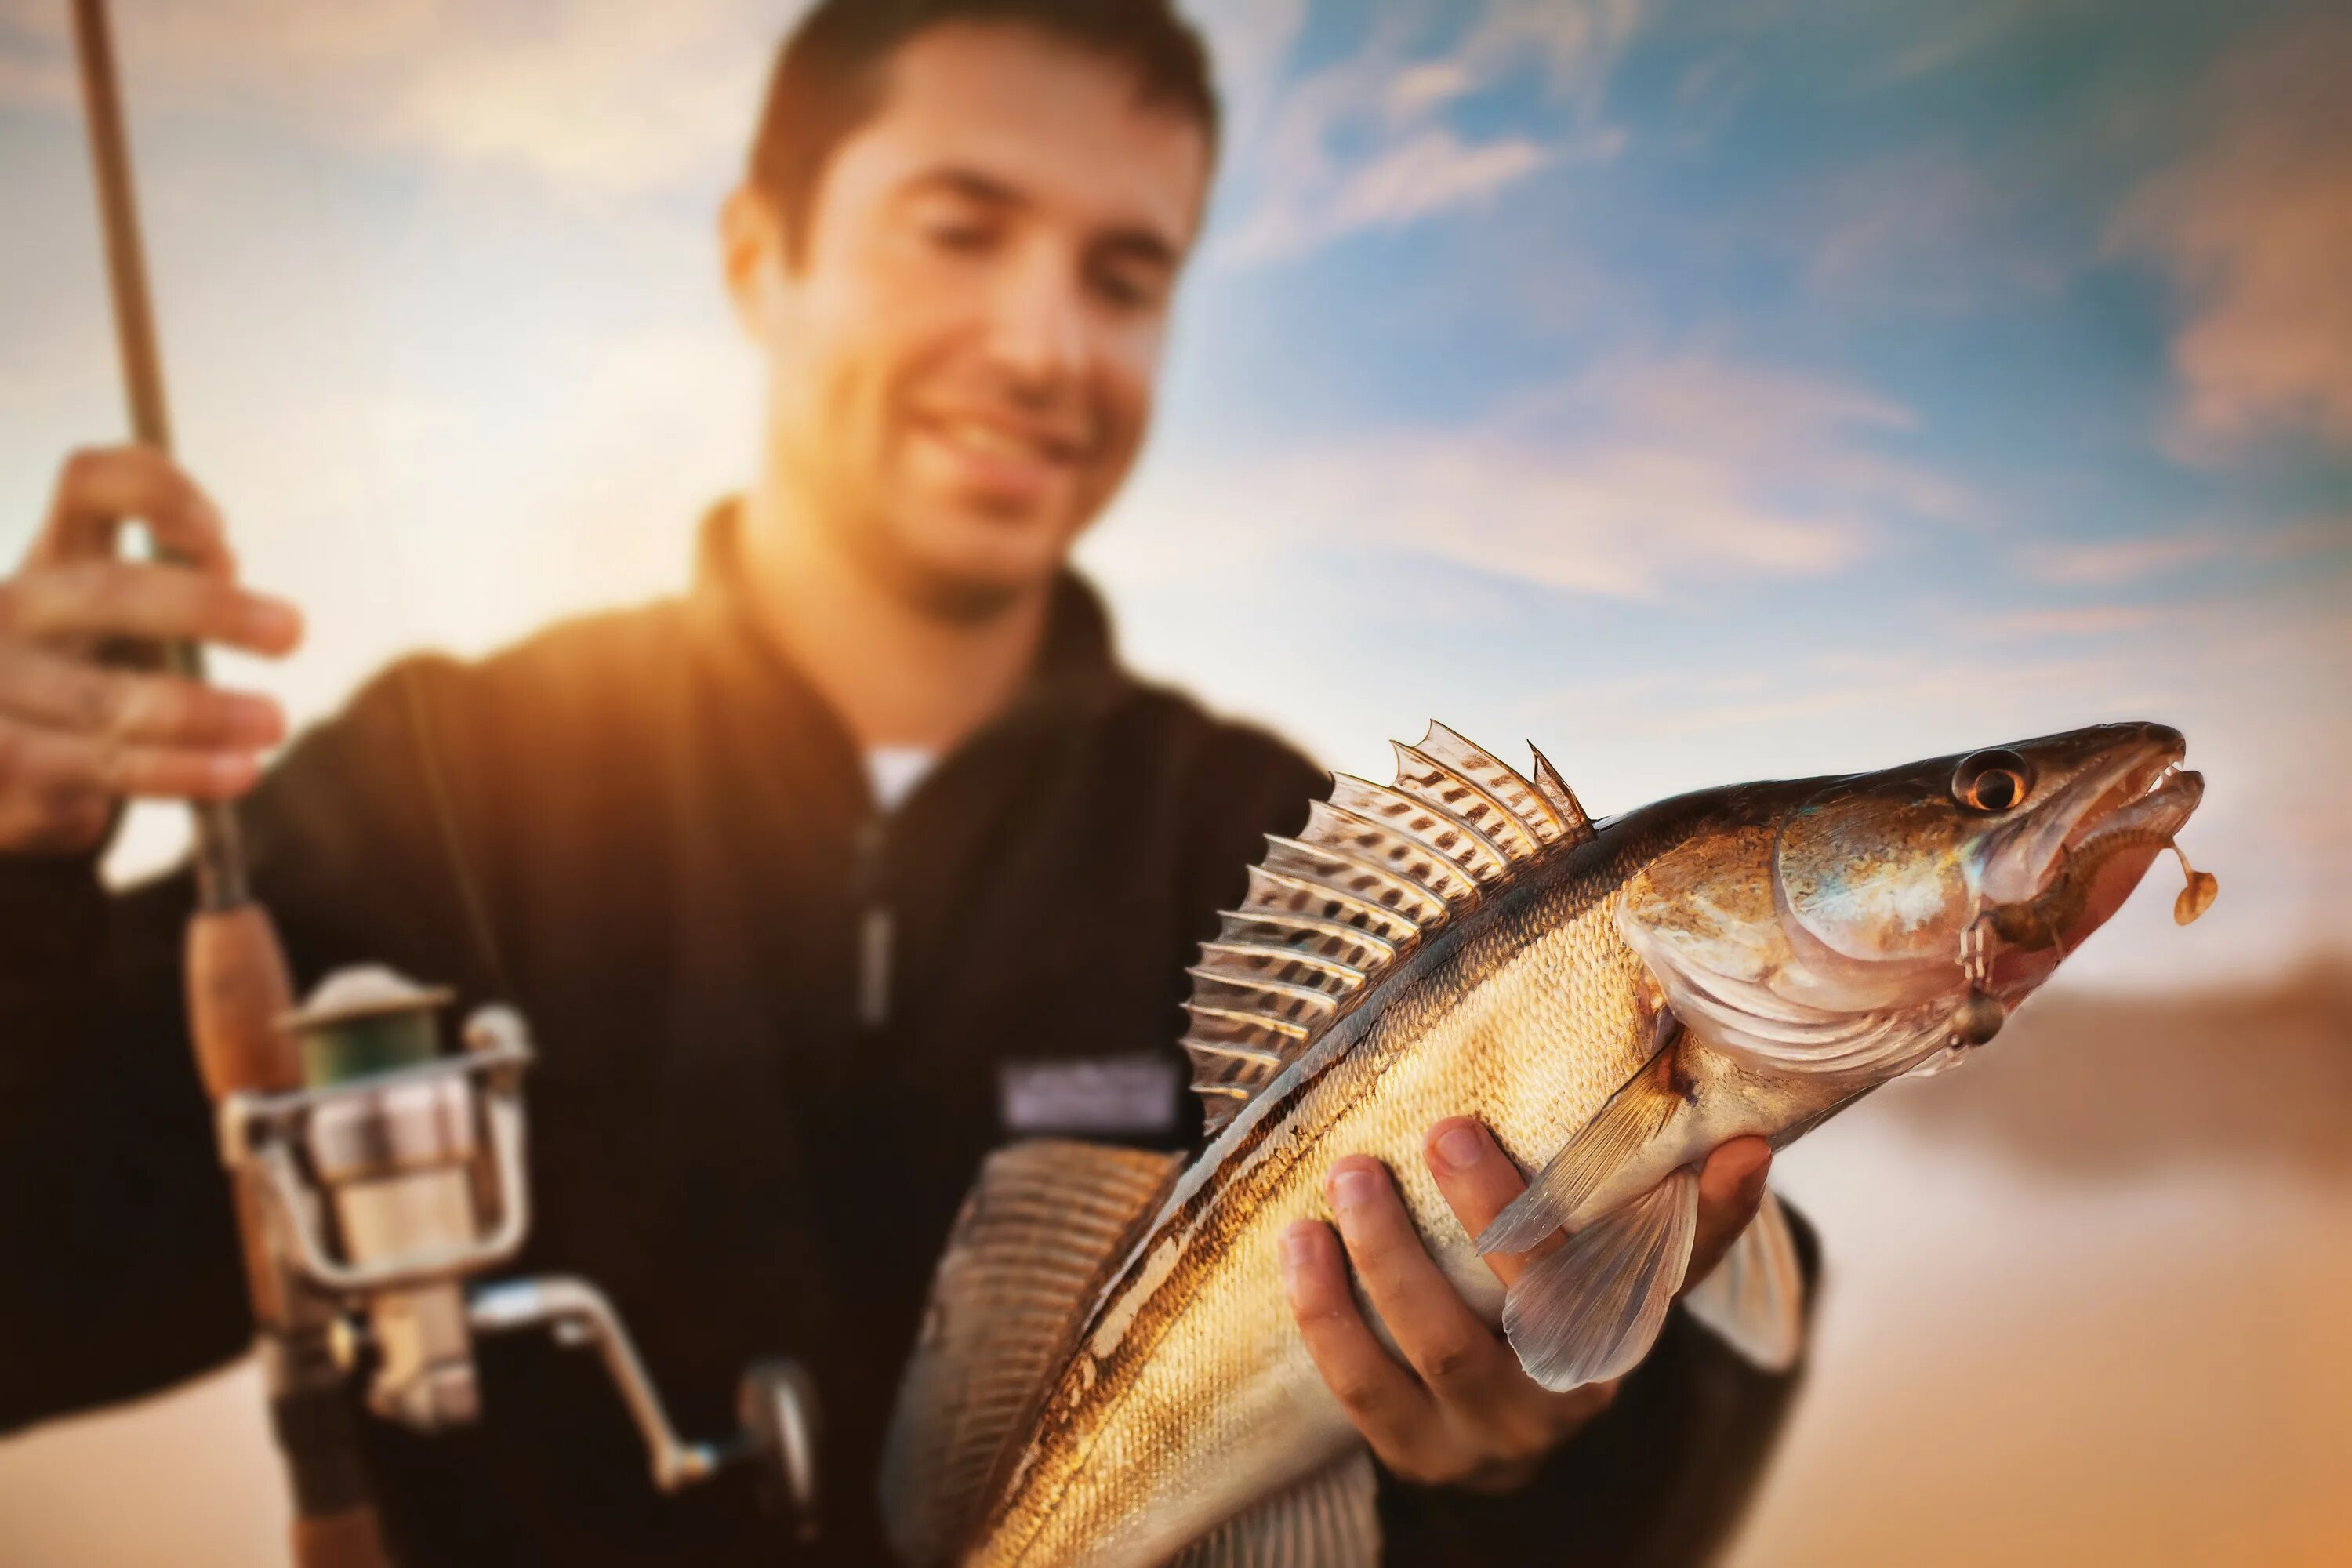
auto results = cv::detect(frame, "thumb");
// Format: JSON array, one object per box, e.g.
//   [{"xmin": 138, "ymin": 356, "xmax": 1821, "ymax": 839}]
[{"xmin": 1682, "ymin": 1137, "xmax": 1771, "ymax": 1293}]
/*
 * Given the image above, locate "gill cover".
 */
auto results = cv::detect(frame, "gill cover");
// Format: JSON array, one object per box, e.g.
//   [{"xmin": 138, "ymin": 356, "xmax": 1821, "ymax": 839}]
[{"xmin": 1616, "ymin": 792, "xmax": 1957, "ymax": 1078}]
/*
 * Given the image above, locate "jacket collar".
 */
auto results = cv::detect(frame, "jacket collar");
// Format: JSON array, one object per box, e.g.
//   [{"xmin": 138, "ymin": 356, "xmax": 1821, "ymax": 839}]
[{"xmin": 687, "ymin": 497, "xmax": 1134, "ymax": 741}]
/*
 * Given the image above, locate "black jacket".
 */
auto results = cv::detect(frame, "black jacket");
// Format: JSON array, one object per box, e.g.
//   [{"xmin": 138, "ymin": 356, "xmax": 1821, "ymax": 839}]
[{"xmin": 0, "ymin": 504, "xmax": 1806, "ymax": 1565}]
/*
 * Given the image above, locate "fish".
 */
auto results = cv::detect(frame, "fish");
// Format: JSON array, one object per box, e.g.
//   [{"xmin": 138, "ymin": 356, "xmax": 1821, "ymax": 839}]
[{"xmin": 880, "ymin": 720, "xmax": 2213, "ymax": 1567}]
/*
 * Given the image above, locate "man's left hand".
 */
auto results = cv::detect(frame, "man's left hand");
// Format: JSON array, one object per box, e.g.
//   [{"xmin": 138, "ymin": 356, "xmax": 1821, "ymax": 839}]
[{"xmin": 1279, "ymin": 1120, "xmax": 1772, "ymax": 1494}]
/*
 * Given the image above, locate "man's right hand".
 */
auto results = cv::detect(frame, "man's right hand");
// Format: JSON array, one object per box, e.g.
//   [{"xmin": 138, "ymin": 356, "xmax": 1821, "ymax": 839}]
[{"xmin": 0, "ymin": 447, "xmax": 303, "ymax": 855}]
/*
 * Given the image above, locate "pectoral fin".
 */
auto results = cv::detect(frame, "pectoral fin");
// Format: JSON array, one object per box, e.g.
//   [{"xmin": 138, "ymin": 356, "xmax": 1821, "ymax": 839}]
[
  {"xmin": 1478, "ymin": 1037, "xmax": 1686, "ymax": 1257},
  {"xmin": 1502, "ymin": 1167, "xmax": 1699, "ymax": 1392},
  {"xmin": 1165, "ymin": 1448, "xmax": 1380, "ymax": 1568},
  {"xmin": 1681, "ymin": 1187, "xmax": 1806, "ymax": 1372}
]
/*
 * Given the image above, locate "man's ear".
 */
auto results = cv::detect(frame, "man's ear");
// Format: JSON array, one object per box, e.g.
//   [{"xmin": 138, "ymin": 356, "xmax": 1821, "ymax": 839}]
[{"xmin": 720, "ymin": 184, "xmax": 788, "ymax": 340}]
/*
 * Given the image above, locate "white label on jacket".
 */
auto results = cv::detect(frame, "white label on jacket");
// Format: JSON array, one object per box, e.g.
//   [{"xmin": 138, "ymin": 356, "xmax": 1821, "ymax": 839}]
[{"xmin": 999, "ymin": 1054, "xmax": 1181, "ymax": 1136}]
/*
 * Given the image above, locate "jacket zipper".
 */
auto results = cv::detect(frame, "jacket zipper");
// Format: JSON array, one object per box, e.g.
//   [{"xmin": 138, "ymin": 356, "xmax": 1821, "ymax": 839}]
[{"xmin": 853, "ymin": 815, "xmax": 891, "ymax": 1030}]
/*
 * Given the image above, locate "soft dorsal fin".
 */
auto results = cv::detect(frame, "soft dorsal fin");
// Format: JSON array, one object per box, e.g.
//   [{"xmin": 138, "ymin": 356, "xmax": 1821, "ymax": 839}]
[
  {"xmin": 1183, "ymin": 724, "xmax": 1594, "ymax": 1134},
  {"xmin": 880, "ymin": 1139, "xmax": 1182, "ymax": 1566}
]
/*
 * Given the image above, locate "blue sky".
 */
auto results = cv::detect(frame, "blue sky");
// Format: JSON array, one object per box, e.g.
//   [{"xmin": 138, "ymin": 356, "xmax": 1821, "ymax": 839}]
[{"xmin": 0, "ymin": 0, "xmax": 2346, "ymax": 988}]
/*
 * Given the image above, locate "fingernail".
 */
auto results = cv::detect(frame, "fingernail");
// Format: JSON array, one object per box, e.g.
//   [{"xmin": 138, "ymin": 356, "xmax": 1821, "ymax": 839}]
[
  {"xmin": 240, "ymin": 597, "xmax": 302, "ymax": 648},
  {"xmin": 1328, "ymin": 1163, "xmax": 1380, "ymax": 1213},
  {"xmin": 1434, "ymin": 1123, "xmax": 1486, "ymax": 1173},
  {"xmin": 223, "ymin": 693, "xmax": 282, "ymax": 742}
]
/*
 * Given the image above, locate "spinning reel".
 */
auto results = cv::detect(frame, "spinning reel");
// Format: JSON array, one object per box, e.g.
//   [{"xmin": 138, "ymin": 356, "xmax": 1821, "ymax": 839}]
[{"xmin": 216, "ymin": 969, "xmax": 821, "ymax": 1534}]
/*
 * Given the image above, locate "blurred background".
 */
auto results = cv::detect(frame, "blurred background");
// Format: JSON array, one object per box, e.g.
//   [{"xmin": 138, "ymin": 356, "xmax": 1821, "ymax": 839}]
[{"xmin": 1, "ymin": 0, "xmax": 2346, "ymax": 1563}]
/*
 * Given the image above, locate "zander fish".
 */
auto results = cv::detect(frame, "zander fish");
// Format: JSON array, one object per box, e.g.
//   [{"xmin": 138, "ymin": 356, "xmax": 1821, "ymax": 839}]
[{"xmin": 881, "ymin": 720, "xmax": 2214, "ymax": 1567}]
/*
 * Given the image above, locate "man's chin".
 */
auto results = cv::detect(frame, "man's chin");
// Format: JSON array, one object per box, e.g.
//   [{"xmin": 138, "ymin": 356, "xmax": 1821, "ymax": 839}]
[
  {"xmin": 876, "ymin": 509, "xmax": 1082, "ymax": 625},
  {"xmin": 882, "ymin": 536, "xmax": 1065, "ymax": 625},
  {"xmin": 902, "ymin": 566, "xmax": 1031, "ymax": 624}
]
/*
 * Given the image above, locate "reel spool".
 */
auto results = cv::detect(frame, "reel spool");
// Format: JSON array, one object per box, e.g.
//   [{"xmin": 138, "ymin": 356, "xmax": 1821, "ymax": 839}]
[{"xmin": 217, "ymin": 967, "xmax": 819, "ymax": 1529}]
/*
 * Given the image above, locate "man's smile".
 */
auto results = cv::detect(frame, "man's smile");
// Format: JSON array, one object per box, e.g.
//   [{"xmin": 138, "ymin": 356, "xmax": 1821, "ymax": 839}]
[{"xmin": 910, "ymin": 407, "xmax": 1092, "ymax": 505}]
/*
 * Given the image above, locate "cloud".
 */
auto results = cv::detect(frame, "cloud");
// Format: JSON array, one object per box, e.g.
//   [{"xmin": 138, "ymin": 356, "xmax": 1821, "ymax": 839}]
[
  {"xmin": 1795, "ymin": 143, "xmax": 2064, "ymax": 312},
  {"xmin": 1976, "ymin": 604, "xmax": 2165, "ymax": 638},
  {"xmin": 2013, "ymin": 517, "xmax": 2350, "ymax": 588},
  {"xmin": 2112, "ymin": 16, "xmax": 2352, "ymax": 458},
  {"xmin": 1214, "ymin": 0, "xmax": 1639, "ymax": 265},
  {"xmin": 1183, "ymin": 0, "xmax": 1311, "ymax": 154},
  {"xmin": 1109, "ymin": 351, "xmax": 1962, "ymax": 601},
  {"xmin": 1, "ymin": 0, "xmax": 787, "ymax": 199},
  {"xmin": 2015, "ymin": 532, "xmax": 2230, "ymax": 586}
]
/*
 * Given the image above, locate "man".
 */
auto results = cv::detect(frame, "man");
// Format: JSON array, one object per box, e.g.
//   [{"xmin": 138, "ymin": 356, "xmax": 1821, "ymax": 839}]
[{"xmin": 0, "ymin": 2, "xmax": 1806, "ymax": 1563}]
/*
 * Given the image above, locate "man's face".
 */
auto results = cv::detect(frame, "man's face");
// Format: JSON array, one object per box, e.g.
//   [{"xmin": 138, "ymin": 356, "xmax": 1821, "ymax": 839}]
[{"xmin": 731, "ymin": 23, "xmax": 1211, "ymax": 618}]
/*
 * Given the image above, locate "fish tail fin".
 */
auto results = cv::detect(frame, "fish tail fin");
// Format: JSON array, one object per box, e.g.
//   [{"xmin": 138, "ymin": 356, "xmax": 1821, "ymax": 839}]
[
  {"xmin": 879, "ymin": 1138, "xmax": 1181, "ymax": 1566},
  {"xmin": 1682, "ymin": 1186, "xmax": 1808, "ymax": 1371},
  {"xmin": 1502, "ymin": 1166, "xmax": 1700, "ymax": 1391}
]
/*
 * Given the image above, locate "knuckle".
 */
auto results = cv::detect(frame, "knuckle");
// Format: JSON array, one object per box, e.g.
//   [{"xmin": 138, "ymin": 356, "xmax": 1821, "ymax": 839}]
[
  {"xmin": 89, "ymin": 673, "xmax": 133, "ymax": 735},
  {"xmin": 87, "ymin": 731, "xmax": 128, "ymax": 794},
  {"xmin": 60, "ymin": 445, "xmax": 110, "ymax": 492},
  {"xmin": 82, "ymin": 561, "xmax": 129, "ymax": 620},
  {"xmin": 1421, "ymin": 1334, "xmax": 1485, "ymax": 1387},
  {"xmin": 1380, "ymin": 1445, "xmax": 1454, "ymax": 1488},
  {"xmin": 1293, "ymin": 1299, "xmax": 1346, "ymax": 1330},
  {"xmin": 1334, "ymin": 1376, "xmax": 1391, "ymax": 1419},
  {"xmin": 79, "ymin": 669, "xmax": 132, "ymax": 736}
]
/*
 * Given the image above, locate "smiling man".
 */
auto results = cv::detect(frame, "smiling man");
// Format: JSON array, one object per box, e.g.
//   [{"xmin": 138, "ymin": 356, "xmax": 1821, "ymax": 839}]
[{"xmin": 0, "ymin": 2, "xmax": 1804, "ymax": 1563}]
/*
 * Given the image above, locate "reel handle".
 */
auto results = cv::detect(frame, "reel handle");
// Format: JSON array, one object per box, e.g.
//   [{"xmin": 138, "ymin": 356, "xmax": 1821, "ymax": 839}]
[{"xmin": 738, "ymin": 1359, "xmax": 823, "ymax": 1544}]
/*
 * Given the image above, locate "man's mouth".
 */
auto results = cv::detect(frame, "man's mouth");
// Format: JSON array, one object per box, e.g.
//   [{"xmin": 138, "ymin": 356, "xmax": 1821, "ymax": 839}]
[{"xmin": 916, "ymin": 411, "xmax": 1087, "ymax": 474}]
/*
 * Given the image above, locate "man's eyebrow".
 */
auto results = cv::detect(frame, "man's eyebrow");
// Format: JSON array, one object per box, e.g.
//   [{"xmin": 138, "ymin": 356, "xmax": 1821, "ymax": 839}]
[
  {"xmin": 898, "ymin": 165, "xmax": 1026, "ymax": 209},
  {"xmin": 898, "ymin": 165, "xmax": 1182, "ymax": 267}
]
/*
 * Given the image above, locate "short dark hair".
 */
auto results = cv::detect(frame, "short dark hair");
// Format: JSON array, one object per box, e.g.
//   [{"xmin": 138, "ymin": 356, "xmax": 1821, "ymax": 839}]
[{"xmin": 747, "ymin": 0, "xmax": 1220, "ymax": 268}]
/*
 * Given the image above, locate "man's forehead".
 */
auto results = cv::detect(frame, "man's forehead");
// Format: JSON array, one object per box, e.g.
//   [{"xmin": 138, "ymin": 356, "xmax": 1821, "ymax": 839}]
[{"xmin": 845, "ymin": 21, "xmax": 1211, "ymax": 249}]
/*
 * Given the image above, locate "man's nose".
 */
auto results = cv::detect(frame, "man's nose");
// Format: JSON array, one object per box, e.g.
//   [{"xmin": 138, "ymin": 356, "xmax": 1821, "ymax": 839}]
[{"xmin": 985, "ymin": 248, "xmax": 1088, "ymax": 396}]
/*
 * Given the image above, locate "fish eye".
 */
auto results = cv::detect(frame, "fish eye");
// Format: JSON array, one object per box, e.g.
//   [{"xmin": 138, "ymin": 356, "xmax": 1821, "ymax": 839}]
[{"xmin": 1953, "ymin": 749, "xmax": 2033, "ymax": 813}]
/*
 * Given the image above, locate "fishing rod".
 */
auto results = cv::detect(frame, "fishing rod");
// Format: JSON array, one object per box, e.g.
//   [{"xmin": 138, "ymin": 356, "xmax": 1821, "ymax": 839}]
[
  {"xmin": 71, "ymin": 1, "xmax": 383, "ymax": 1560},
  {"xmin": 66, "ymin": 3, "xmax": 818, "ymax": 1559}
]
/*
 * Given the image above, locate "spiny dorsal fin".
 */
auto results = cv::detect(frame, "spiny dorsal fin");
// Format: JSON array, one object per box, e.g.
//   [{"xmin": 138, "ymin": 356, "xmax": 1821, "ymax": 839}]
[
  {"xmin": 1528, "ymin": 742, "xmax": 1595, "ymax": 845},
  {"xmin": 1182, "ymin": 725, "xmax": 1591, "ymax": 1133},
  {"xmin": 880, "ymin": 1140, "xmax": 1182, "ymax": 1566}
]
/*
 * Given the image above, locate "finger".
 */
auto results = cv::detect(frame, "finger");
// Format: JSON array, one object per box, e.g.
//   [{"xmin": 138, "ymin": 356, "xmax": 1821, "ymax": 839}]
[
  {"xmin": 0, "ymin": 720, "xmax": 262, "ymax": 804},
  {"xmin": 2, "ymin": 561, "xmax": 302, "ymax": 655},
  {"xmin": 0, "ymin": 778, "xmax": 115, "ymax": 855},
  {"xmin": 1424, "ymin": 1117, "xmax": 1554, "ymax": 1290},
  {"xmin": 1279, "ymin": 1219, "xmax": 1439, "ymax": 1468},
  {"xmin": 40, "ymin": 446, "xmax": 234, "ymax": 574},
  {"xmin": 1682, "ymin": 1137, "xmax": 1772, "ymax": 1294},
  {"xmin": 0, "ymin": 646, "xmax": 284, "ymax": 749},
  {"xmin": 1326, "ymin": 1157, "xmax": 1524, "ymax": 1410},
  {"xmin": 1541, "ymin": 1376, "xmax": 1622, "ymax": 1436}
]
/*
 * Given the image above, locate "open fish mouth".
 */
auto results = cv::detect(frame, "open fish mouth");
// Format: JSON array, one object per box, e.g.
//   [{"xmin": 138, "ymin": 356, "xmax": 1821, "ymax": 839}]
[{"xmin": 1987, "ymin": 726, "xmax": 2210, "ymax": 956}]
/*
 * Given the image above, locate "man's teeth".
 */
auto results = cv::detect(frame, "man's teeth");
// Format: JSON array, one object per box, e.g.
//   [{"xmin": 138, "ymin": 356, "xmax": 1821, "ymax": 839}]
[{"xmin": 942, "ymin": 419, "xmax": 1050, "ymax": 463}]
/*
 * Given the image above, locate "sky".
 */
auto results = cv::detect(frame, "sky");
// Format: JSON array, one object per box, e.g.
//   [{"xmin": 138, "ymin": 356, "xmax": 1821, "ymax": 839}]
[{"xmin": 0, "ymin": 0, "xmax": 2347, "ymax": 990}]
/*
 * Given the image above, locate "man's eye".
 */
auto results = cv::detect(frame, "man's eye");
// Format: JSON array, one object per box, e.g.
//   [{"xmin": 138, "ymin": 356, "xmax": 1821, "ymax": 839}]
[
  {"xmin": 1091, "ymin": 267, "xmax": 1160, "ymax": 312},
  {"xmin": 927, "ymin": 222, "xmax": 996, "ymax": 254}
]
